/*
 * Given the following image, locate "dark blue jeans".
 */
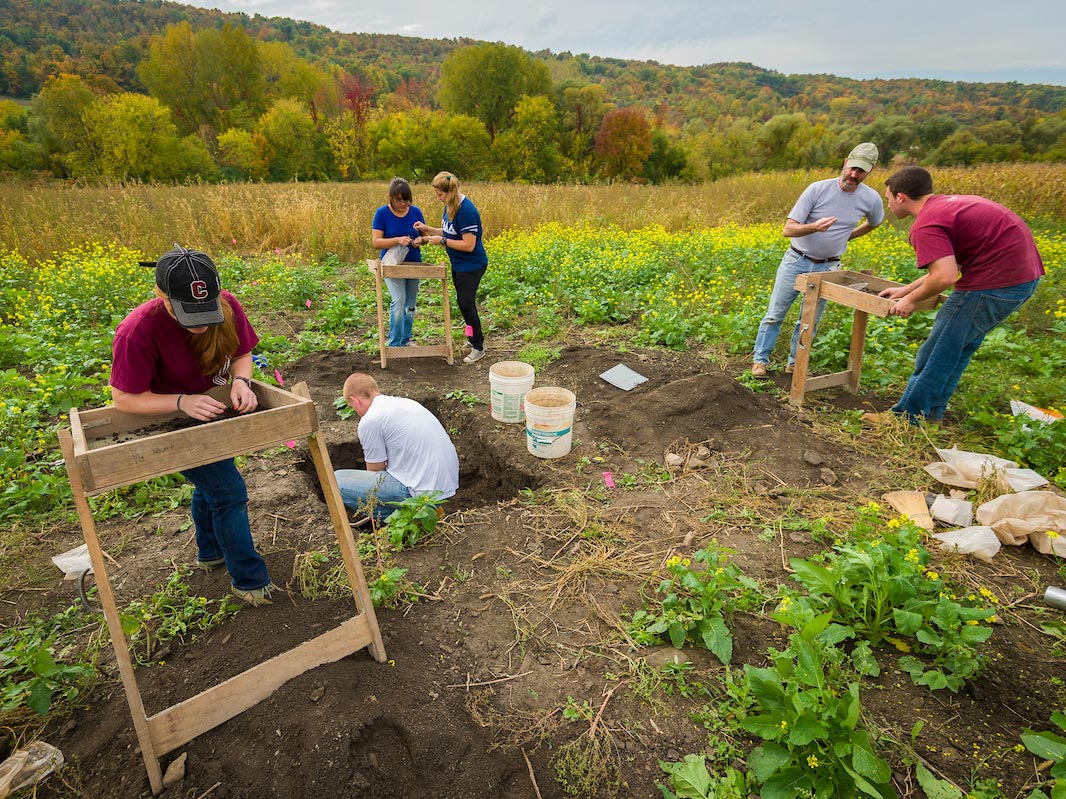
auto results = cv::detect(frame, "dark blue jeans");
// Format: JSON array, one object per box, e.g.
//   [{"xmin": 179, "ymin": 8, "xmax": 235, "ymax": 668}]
[
  {"xmin": 182, "ymin": 458, "xmax": 271, "ymax": 591},
  {"xmin": 893, "ymin": 279, "xmax": 1039, "ymax": 421}
]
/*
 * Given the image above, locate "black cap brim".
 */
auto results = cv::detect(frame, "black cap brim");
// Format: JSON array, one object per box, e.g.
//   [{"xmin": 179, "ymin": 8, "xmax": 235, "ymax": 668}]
[{"xmin": 172, "ymin": 298, "xmax": 224, "ymax": 327}]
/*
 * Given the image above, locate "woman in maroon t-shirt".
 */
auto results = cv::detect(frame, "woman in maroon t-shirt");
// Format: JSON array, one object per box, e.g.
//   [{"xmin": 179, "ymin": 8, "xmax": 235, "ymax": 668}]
[{"xmin": 110, "ymin": 246, "xmax": 275, "ymax": 606}]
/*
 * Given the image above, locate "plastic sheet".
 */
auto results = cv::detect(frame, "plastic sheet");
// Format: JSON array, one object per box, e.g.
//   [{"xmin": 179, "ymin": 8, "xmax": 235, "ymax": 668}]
[
  {"xmin": 930, "ymin": 494, "xmax": 974, "ymax": 527},
  {"xmin": 977, "ymin": 491, "xmax": 1066, "ymax": 555},
  {"xmin": 932, "ymin": 526, "xmax": 1001, "ymax": 562},
  {"xmin": 50, "ymin": 543, "xmax": 92, "ymax": 580},
  {"xmin": 381, "ymin": 244, "xmax": 408, "ymax": 265},
  {"xmin": 0, "ymin": 741, "xmax": 64, "ymax": 798},
  {"xmin": 924, "ymin": 445, "xmax": 1047, "ymax": 492}
]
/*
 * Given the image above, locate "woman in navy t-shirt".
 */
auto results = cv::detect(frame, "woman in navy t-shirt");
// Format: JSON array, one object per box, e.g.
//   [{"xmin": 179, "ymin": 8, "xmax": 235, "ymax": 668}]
[
  {"xmin": 372, "ymin": 177, "xmax": 427, "ymax": 347},
  {"xmin": 414, "ymin": 171, "xmax": 489, "ymax": 364}
]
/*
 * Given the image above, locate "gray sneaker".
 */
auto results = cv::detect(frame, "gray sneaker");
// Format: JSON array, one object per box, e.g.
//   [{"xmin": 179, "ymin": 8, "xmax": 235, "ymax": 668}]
[{"xmin": 463, "ymin": 348, "xmax": 486, "ymax": 364}]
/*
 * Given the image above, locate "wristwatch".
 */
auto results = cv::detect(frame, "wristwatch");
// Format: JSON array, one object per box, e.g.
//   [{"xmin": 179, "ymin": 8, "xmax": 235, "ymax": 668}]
[{"xmin": 233, "ymin": 376, "xmax": 253, "ymax": 388}]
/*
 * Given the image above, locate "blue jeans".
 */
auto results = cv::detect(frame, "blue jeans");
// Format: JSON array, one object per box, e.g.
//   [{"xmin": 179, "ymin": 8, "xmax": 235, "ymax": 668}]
[
  {"xmin": 335, "ymin": 469, "xmax": 412, "ymax": 521},
  {"xmin": 182, "ymin": 459, "xmax": 271, "ymax": 591},
  {"xmin": 384, "ymin": 277, "xmax": 420, "ymax": 347},
  {"xmin": 893, "ymin": 279, "xmax": 1039, "ymax": 421},
  {"xmin": 753, "ymin": 248, "xmax": 840, "ymax": 366}
]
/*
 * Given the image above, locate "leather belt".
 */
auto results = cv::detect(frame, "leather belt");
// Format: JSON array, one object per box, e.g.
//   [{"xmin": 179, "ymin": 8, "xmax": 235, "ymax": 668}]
[{"xmin": 790, "ymin": 244, "xmax": 840, "ymax": 264}]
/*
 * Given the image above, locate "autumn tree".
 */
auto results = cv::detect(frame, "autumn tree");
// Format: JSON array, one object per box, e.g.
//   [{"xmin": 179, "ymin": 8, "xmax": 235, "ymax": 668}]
[
  {"xmin": 558, "ymin": 83, "xmax": 613, "ymax": 175},
  {"xmin": 323, "ymin": 71, "xmax": 376, "ymax": 179},
  {"xmin": 370, "ymin": 108, "xmax": 433, "ymax": 178},
  {"xmin": 260, "ymin": 41, "xmax": 335, "ymax": 119},
  {"xmin": 755, "ymin": 113, "xmax": 830, "ymax": 170},
  {"xmin": 930, "ymin": 130, "xmax": 990, "ymax": 165},
  {"xmin": 139, "ymin": 22, "xmax": 267, "ymax": 136},
  {"xmin": 0, "ymin": 100, "xmax": 28, "ymax": 172},
  {"xmin": 593, "ymin": 107, "xmax": 652, "ymax": 181},
  {"xmin": 217, "ymin": 128, "xmax": 269, "ymax": 180},
  {"xmin": 69, "ymin": 92, "xmax": 216, "ymax": 181},
  {"xmin": 25, "ymin": 73, "xmax": 97, "ymax": 176},
  {"xmin": 257, "ymin": 98, "xmax": 331, "ymax": 180},
  {"xmin": 642, "ymin": 129, "xmax": 687, "ymax": 184},
  {"xmin": 492, "ymin": 95, "xmax": 563, "ymax": 183},
  {"xmin": 425, "ymin": 113, "xmax": 491, "ymax": 180},
  {"xmin": 438, "ymin": 43, "xmax": 551, "ymax": 141}
]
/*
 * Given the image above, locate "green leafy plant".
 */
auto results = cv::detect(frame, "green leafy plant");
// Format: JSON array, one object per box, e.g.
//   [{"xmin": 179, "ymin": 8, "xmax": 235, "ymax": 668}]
[
  {"xmin": 332, "ymin": 393, "xmax": 356, "ymax": 419},
  {"xmin": 658, "ymin": 754, "xmax": 750, "ymax": 799},
  {"xmin": 515, "ymin": 342, "xmax": 561, "ymax": 370},
  {"xmin": 689, "ymin": 664, "xmax": 754, "ymax": 769},
  {"xmin": 443, "ymin": 388, "xmax": 484, "ymax": 406},
  {"xmin": 741, "ymin": 613, "xmax": 896, "ymax": 799},
  {"xmin": 1021, "ymin": 711, "xmax": 1066, "ymax": 799},
  {"xmin": 0, "ymin": 605, "xmax": 97, "ymax": 716},
  {"xmin": 787, "ymin": 505, "xmax": 995, "ymax": 691},
  {"xmin": 626, "ymin": 544, "xmax": 761, "ymax": 665},
  {"xmin": 367, "ymin": 566, "xmax": 420, "ymax": 609},
  {"xmin": 562, "ymin": 696, "xmax": 594, "ymax": 722},
  {"xmin": 120, "ymin": 568, "xmax": 240, "ymax": 665},
  {"xmin": 971, "ymin": 409, "xmax": 1066, "ymax": 490},
  {"xmin": 384, "ymin": 492, "xmax": 443, "ymax": 550}
]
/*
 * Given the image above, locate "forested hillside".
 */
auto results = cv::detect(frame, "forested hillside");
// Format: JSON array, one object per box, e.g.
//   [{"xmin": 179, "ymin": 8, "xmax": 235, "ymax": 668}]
[{"xmin": 1, "ymin": 0, "xmax": 1064, "ymax": 183}]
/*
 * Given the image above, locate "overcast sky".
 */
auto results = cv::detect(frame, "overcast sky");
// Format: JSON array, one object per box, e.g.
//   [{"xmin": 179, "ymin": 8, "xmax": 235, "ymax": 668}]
[{"xmin": 182, "ymin": 0, "xmax": 1066, "ymax": 86}]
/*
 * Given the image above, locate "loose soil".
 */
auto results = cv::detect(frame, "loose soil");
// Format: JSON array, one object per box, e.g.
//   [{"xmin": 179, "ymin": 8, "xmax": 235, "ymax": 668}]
[{"xmin": 5, "ymin": 344, "xmax": 1065, "ymax": 798}]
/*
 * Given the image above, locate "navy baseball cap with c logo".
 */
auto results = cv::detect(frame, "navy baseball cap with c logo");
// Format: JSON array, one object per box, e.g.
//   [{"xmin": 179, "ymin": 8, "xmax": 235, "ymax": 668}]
[{"xmin": 147, "ymin": 245, "xmax": 224, "ymax": 327}]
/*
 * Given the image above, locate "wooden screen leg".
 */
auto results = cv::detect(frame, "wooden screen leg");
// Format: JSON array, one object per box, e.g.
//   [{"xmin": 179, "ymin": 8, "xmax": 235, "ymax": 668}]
[
  {"xmin": 789, "ymin": 275, "xmax": 823, "ymax": 405},
  {"xmin": 374, "ymin": 264, "xmax": 387, "ymax": 368},
  {"xmin": 59, "ymin": 429, "xmax": 165, "ymax": 795},
  {"xmin": 441, "ymin": 272, "xmax": 454, "ymax": 365},
  {"xmin": 847, "ymin": 310, "xmax": 869, "ymax": 393},
  {"xmin": 291, "ymin": 384, "xmax": 386, "ymax": 663}
]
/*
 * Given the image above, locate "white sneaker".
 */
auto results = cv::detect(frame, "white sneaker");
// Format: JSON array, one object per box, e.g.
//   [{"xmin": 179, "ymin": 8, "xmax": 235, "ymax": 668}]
[{"xmin": 463, "ymin": 348, "xmax": 486, "ymax": 364}]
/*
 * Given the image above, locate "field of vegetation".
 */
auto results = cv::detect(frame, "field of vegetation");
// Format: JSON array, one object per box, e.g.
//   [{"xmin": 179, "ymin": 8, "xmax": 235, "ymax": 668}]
[{"xmin": 0, "ymin": 165, "xmax": 1064, "ymax": 798}]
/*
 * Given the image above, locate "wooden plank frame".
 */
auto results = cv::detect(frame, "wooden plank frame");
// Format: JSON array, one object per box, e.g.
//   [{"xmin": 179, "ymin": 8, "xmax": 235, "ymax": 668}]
[
  {"xmin": 366, "ymin": 259, "xmax": 454, "ymax": 368},
  {"xmin": 789, "ymin": 270, "xmax": 945, "ymax": 406},
  {"xmin": 59, "ymin": 380, "xmax": 385, "ymax": 795}
]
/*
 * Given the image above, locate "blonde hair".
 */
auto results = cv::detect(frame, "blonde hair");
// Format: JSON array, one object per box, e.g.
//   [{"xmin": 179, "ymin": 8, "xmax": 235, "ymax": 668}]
[
  {"xmin": 343, "ymin": 372, "xmax": 380, "ymax": 402},
  {"xmin": 431, "ymin": 171, "xmax": 462, "ymax": 221},
  {"xmin": 155, "ymin": 288, "xmax": 238, "ymax": 376}
]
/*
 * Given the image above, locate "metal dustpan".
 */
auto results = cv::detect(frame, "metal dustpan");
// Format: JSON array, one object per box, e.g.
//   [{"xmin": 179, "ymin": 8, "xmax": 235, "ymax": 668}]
[{"xmin": 599, "ymin": 364, "xmax": 648, "ymax": 391}]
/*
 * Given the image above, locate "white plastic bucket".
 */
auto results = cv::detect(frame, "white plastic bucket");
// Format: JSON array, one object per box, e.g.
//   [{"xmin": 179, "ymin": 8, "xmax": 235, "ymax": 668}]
[
  {"xmin": 524, "ymin": 387, "xmax": 577, "ymax": 459},
  {"xmin": 489, "ymin": 361, "xmax": 535, "ymax": 423}
]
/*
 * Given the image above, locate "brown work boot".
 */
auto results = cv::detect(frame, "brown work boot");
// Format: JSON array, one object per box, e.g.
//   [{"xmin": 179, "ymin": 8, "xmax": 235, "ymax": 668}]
[{"xmin": 751, "ymin": 363, "xmax": 768, "ymax": 378}]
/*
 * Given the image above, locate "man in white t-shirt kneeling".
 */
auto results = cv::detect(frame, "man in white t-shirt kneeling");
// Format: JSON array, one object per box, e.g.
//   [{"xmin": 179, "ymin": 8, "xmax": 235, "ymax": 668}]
[{"xmin": 334, "ymin": 372, "xmax": 459, "ymax": 521}]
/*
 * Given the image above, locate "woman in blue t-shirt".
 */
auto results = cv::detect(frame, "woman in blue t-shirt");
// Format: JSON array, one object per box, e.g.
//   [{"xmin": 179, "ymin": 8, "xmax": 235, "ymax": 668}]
[
  {"xmin": 414, "ymin": 171, "xmax": 489, "ymax": 364},
  {"xmin": 372, "ymin": 177, "xmax": 427, "ymax": 347}
]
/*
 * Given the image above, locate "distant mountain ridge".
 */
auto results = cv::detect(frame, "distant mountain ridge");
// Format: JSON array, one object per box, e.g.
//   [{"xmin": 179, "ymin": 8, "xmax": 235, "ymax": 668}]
[{"xmin": 2, "ymin": 0, "xmax": 1064, "ymax": 128}]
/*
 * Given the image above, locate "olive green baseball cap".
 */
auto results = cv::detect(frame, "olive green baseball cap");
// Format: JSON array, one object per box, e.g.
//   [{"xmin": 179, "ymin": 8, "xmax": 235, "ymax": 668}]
[{"xmin": 845, "ymin": 142, "xmax": 879, "ymax": 171}]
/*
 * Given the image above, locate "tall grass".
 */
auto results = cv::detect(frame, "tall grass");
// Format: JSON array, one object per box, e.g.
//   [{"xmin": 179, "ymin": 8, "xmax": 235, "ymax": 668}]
[{"xmin": 1, "ymin": 164, "xmax": 1063, "ymax": 264}]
